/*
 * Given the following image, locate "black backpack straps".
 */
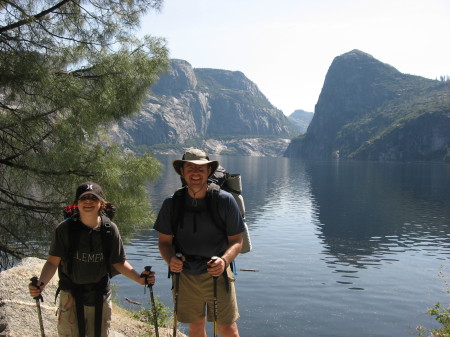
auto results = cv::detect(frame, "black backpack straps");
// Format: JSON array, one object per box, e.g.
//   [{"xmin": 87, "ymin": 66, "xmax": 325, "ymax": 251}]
[
  {"xmin": 94, "ymin": 289, "xmax": 104, "ymax": 337},
  {"xmin": 67, "ymin": 217, "xmax": 81, "ymax": 276},
  {"xmin": 58, "ymin": 216, "xmax": 110, "ymax": 337},
  {"xmin": 55, "ymin": 218, "xmax": 77, "ymax": 304},
  {"xmin": 171, "ymin": 187, "xmax": 187, "ymax": 237},
  {"xmin": 206, "ymin": 183, "xmax": 227, "ymax": 235},
  {"xmin": 172, "ymin": 185, "xmax": 225, "ymax": 235},
  {"xmin": 167, "ymin": 187, "xmax": 187, "ymax": 279},
  {"xmin": 171, "ymin": 184, "xmax": 226, "ymax": 241},
  {"xmin": 74, "ymin": 288, "xmax": 86, "ymax": 336},
  {"xmin": 207, "ymin": 184, "xmax": 232, "ymax": 292},
  {"xmin": 100, "ymin": 215, "xmax": 113, "ymax": 277},
  {"xmin": 65, "ymin": 216, "xmax": 113, "ymax": 278}
]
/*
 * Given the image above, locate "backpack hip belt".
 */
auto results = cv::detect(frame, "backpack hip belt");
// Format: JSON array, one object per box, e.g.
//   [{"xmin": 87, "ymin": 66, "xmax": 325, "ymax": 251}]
[{"xmin": 56, "ymin": 275, "xmax": 110, "ymax": 337}]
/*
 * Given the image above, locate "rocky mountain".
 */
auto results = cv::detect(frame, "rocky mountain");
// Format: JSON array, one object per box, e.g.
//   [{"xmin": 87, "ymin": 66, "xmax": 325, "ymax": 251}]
[
  {"xmin": 110, "ymin": 59, "xmax": 298, "ymax": 156},
  {"xmin": 284, "ymin": 50, "xmax": 450, "ymax": 162},
  {"xmin": 287, "ymin": 109, "xmax": 314, "ymax": 134}
]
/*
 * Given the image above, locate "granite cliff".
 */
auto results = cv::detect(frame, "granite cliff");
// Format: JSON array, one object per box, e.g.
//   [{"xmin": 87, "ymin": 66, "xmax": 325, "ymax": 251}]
[
  {"xmin": 284, "ymin": 50, "xmax": 450, "ymax": 162},
  {"xmin": 110, "ymin": 59, "xmax": 298, "ymax": 157}
]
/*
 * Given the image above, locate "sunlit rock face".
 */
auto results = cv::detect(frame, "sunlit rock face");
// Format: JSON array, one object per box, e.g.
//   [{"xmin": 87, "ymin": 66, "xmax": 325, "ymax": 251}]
[
  {"xmin": 285, "ymin": 49, "xmax": 450, "ymax": 162},
  {"xmin": 109, "ymin": 59, "xmax": 297, "ymax": 156}
]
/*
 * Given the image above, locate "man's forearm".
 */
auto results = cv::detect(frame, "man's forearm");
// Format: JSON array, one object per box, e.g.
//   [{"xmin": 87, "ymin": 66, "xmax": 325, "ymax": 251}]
[
  {"xmin": 159, "ymin": 241, "xmax": 176, "ymax": 265},
  {"xmin": 221, "ymin": 234, "xmax": 243, "ymax": 267}
]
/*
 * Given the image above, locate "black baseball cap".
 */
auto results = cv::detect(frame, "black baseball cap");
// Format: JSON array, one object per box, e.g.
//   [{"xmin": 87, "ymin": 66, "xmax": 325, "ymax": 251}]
[{"xmin": 75, "ymin": 182, "xmax": 104, "ymax": 201}]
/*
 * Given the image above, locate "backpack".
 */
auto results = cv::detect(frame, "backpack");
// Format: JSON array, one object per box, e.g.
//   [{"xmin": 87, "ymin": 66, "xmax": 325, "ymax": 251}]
[
  {"xmin": 173, "ymin": 165, "xmax": 252, "ymax": 254},
  {"xmin": 62, "ymin": 205, "xmax": 116, "ymax": 277},
  {"xmin": 56, "ymin": 208, "xmax": 117, "ymax": 337}
]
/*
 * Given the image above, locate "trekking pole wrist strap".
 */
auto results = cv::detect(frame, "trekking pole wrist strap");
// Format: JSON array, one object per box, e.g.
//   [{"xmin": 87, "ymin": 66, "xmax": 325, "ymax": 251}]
[{"xmin": 221, "ymin": 256, "xmax": 228, "ymax": 269}]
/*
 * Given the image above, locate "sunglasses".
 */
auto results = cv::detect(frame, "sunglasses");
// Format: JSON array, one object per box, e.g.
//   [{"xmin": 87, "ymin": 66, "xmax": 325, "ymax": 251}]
[{"xmin": 79, "ymin": 194, "xmax": 99, "ymax": 201}]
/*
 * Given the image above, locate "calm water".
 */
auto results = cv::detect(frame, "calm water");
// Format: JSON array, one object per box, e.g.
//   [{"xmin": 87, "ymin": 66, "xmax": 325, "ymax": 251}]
[{"xmin": 112, "ymin": 156, "xmax": 450, "ymax": 337}]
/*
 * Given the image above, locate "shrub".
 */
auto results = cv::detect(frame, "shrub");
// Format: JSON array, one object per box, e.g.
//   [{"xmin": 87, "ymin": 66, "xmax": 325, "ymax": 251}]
[{"xmin": 417, "ymin": 270, "xmax": 450, "ymax": 337}]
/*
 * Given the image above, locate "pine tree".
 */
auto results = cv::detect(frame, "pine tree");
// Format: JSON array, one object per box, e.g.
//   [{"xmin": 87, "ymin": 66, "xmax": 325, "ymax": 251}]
[{"xmin": 0, "ymin": 0, "xmax": 169, "ymax": 268}]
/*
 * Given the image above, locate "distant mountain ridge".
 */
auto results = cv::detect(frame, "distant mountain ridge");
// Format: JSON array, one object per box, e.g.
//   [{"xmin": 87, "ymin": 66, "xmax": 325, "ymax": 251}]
[
  {"xmin": 285, "ymin": 50, "xmax": 450, "ymax": 162},
  {"xmin": 110, "ymin": 59, "xmax": 298, "ymax": 156},
  {"xmin": 287, "ymin": 110, "xmax": 314, "ymax": 134},
  {"xmin": 110, "ymin": 50, "xmax": 449, "ymax": 161}
]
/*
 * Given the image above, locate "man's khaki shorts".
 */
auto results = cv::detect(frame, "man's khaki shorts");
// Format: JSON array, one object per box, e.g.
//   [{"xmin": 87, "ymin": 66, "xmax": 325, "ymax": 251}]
[
  {"xmin": 173, "ymin": 267, "xmax": 240, "ymax": 324},
  {"xmin": 57, "ymin": 290, "xmax": 112, "ymax": 337}
]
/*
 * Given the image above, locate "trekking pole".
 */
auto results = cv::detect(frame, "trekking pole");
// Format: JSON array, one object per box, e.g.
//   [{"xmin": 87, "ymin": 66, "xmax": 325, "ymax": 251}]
[
  {"xmin": 30, "ymin": 276, "xmax": 46, "ymax": 337},
  {"xmin": 172, "ymin": 253, "xmax": 183, "ymax": 337},
  {"xmin": 143, "ymin": 266, "xmax": 159, "ymax": 337},
  {"xmin": 210, "ymin": 256, "xmax": 219, "ymax": 337}
]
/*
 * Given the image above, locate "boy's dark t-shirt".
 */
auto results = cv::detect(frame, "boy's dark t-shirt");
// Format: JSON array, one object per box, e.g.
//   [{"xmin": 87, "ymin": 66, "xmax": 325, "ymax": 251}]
[
  {"xmin": 154, "ymin": 189, "xmax": 245, "ymax": 275},
  {"xmin": 49, "ymin": 219, "xmax": 126, "ymax": 284}
]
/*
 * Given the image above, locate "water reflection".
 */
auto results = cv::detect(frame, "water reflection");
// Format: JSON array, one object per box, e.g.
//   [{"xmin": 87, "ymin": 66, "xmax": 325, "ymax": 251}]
[
  {"xmin": 305, "ymin": 160, "xmax": 450, "ymax": 288},
  {"xmin": 150, "ymin": 156, "xmax": 450, "ymax": 272}
]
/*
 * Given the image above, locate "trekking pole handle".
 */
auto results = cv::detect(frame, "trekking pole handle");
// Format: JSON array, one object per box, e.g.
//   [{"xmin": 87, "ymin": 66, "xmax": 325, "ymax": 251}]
[
  {"xmin": 173, "ymin": 253, "xmax": 183, "ymax": 273},
  {"xmin": 30, "ymin": 276, "xmax": 44, "ymax": 302},
  {"xmin": 144, "ymin": 265, "xmax": 152, "ymax": 287},
  {"xmin": 210, "ymin": 256, "xmax": 219, "ymax": 279},
  {"xmin": 141, "ymin": 266, "xmax": 152, "ymax": 293}
]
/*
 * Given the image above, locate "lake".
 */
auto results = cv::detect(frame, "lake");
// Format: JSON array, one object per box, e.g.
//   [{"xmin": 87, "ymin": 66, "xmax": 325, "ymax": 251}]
[{"xmin": 112, "ymin": 155, "xmax": 450, "ymax": 337}]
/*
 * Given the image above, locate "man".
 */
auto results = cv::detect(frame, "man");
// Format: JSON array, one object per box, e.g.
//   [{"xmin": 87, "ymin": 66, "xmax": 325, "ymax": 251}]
[
  {"xmin": 29, "ymin": 182, "xmax": 154, "ymax": 337},
  {"xmin": 154, "ymin": 149, "xmax": 244, "ymax": 337}
]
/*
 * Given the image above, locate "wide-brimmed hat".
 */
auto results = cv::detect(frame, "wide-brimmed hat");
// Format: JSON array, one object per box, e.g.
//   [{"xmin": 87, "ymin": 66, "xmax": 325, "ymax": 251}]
[
  {"xmin": 75, "ymin": 182, "xmax": 104, "ymax": 201},
  {"xmin": 172, "ymin": 149, "xmax": 219, "ymax": 177}
]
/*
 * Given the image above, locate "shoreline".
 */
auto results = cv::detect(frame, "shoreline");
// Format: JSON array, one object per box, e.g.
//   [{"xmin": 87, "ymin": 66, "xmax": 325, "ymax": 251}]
[{"xmin": 0, "ymin": 257, "xmax": 185, "ymax": 337}]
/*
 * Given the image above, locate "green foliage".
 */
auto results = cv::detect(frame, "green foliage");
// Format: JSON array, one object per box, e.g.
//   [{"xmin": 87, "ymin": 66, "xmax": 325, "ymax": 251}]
[
  {"xmin": 0, "ymin": 0, "xmax": 169, "ymax": 268},
  {"xmin": 417, "ymin": 270, "xmax": 450, "ymax": 337},
  {"xmin": 417, "ymin": 303, "xmax": 450, "ymax": 337},
  {"xmin": 328, "ymin": 80, "xmax": 450, "ymax": 161},
  {"xmin": 112, "ymin": 284, "xmax": 172, "ymax": 337},
  {"xmin": 131, "ymin": 296, "xmax": 172, "ymax": 332}
]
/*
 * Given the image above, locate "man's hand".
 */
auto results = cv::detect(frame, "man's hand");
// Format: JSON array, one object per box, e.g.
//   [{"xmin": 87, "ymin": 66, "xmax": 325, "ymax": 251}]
[
  {"xmin": 207, "ymin": 257, "xmax": 226, "ymax": 277},
  {"xmin": 170, "ymin": 254, "xmax": 184, "ymax": 274}
]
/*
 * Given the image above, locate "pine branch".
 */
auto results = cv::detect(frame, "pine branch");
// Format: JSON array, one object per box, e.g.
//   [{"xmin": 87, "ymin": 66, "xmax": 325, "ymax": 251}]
[{"xmin": 0, "ymin": 0, "xmax": 73, "ymax": 33}]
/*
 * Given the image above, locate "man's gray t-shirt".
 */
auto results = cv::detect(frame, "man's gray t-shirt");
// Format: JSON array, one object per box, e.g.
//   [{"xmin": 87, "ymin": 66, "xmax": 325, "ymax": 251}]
[
  {"xmin": 154, "ymin": 189, "xmax": 245, "ymax": 275},
  {"xmin": 49, "ymin": 218, "xmax": 126, "ymax": 284}
]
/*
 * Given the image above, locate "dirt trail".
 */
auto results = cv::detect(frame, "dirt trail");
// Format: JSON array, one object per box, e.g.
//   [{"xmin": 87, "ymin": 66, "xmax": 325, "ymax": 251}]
[{"xmin": 0, "ymin": 257, "xmax": 186, "ymax": 337}]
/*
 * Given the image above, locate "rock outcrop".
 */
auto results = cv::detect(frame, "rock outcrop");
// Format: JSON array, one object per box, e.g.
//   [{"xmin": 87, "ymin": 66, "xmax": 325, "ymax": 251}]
[
  {"xmin": 284, "ymin": 50, "xmax": 450, "ymax": 162},
  {"xmin": 0, "ymin": 258, "xmax": 185, "ymax": 337},
  {"xmin": 109, "ymin": 59, "xmax": 298, "ymax": 157}
]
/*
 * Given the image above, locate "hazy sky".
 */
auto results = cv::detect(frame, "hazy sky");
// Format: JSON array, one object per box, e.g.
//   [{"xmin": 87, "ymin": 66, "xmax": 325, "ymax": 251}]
[{"xmin": 139, "ymin": 0, "xmax": 450, "ymax": 115}]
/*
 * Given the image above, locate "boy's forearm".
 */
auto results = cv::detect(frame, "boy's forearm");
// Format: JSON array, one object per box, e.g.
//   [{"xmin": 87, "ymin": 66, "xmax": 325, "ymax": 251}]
[
  {"xmin": 38, "ymin": 256, "xmax": 60, "ymax": 286},
  {"xmin": 113, "ymin": 261, "xmax": 142, "ymax": 284}
]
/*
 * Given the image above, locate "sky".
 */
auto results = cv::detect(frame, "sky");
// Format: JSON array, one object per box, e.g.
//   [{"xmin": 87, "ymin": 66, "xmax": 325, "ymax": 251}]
[{"xmin": 139, "ymin": 0, "xmax": 450, "ymax": 115}]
